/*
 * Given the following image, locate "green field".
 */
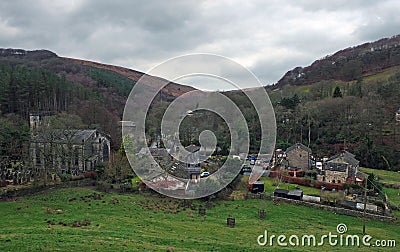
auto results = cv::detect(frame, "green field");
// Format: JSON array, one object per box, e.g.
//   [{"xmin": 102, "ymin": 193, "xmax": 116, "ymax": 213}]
[
  {"xmin": 0, "ymin": 187, "xmax": 399, "ymax": 251},
  {"xmin": 357, "ymin": 168, "xmax": 400, "ymax": 206},
  {"xmin": 359, "ymin": 167, "xmax": 400, "ymax": 185},
  {"xmin": 383, "ymin": 187, "xmax": 400, "ymax": 206}
]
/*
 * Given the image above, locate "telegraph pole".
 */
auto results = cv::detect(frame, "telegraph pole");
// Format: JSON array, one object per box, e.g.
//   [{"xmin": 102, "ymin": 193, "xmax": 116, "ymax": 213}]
[{"xmin": 363, "ymin": 185, "xmax": 367, "ymax": 234}]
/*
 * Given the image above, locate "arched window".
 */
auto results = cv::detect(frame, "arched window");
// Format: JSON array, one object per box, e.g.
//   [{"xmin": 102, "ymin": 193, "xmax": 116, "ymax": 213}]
[
  {"xmin": 36, "ymin": 148, "xmax": 41, "ymax": 165},
  {"xmin": 74, "ymin": 148, "xmax": 79, "ymax": 166},
  {"xmin": 102, "ymin": 142, "xmax": 109, "ymax": 162}
]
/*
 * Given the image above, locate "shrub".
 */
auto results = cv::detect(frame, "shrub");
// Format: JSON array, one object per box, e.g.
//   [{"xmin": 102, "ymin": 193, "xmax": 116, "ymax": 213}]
[
  {"xmin": 374, "ymin": 200, "xmax": 385, "ymax": 209},
  {"xmin": 83, "ymin": 171, "xmax": 98, "ymax": 179},
  {"xmin": 59, "ymin": 173, "xmax": 71, "ymax": 182}
]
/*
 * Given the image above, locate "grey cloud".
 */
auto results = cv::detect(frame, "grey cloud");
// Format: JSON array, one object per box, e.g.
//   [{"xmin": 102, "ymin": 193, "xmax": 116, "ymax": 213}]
[
  {"xmin": 0, "ymin": 0, "xmax": 399, "ymax": 89},
  {"xmin": 353, "ymin": 1, "xmax": 400, "ymax": 41},
  {"xmin": 292, "ymin": 0, "xmax": 379, "ymax": 12},
  {"xmin": 251, "ymin": 52, "xmax": 312, "ymax": 86}
]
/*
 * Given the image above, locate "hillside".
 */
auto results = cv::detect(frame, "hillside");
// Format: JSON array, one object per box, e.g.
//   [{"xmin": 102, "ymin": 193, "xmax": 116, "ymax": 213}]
[
  {"xmin": 263, "ymin": 63, "xmax": 400, "ymax": 170},
  {"xmin": 275, "ymin": 35, "xmax": 400, "ymax": 88},
  {"xmin": 1, "ymin": 35, "xmax": 400, "ymax": 170},
  {"xmin": 0, "ymin": 48, "xmax": 193, "ymax": 98},
  {"xmin": 0, "ymin": 49, "xmax": 194, "ymax": 151},
  {"xmin": 63, "ymin": 57, "xmax": 194, "ymax": 98}
]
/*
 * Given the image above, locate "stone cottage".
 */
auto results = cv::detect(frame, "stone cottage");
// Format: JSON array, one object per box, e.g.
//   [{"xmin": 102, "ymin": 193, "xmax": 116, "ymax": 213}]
[
  {"xmin": 285, "ymin": 143, "xmax": 312, "ymax": 170},
  {"xmin": 317, "ymin": 150, "xmax": 360, "ymax": 184}
]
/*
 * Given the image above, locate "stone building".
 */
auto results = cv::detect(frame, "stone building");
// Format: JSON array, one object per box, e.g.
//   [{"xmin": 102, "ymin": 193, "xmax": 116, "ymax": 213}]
[
  {"xmin": 317, "ymin": 150, "xmax": 360, "ymax": 184},
  {"xmin": 30, "ymin": 129, "xmax": 110, "ymax": 175},
  {"xmin": 321, "ymin": 163, "xmax": 348, "ymax": 184},
  {"xmin": 285, "ymin": 143, "xmax": 312, "ymax": 170},
  {"xmin": 29, "ymin": 113, "xmax": 110, "ymax": 176}
]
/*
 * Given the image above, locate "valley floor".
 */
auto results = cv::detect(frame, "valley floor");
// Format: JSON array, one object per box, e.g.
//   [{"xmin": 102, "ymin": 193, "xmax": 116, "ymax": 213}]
[{"xmin": 0, "ymin": 187, "xmax": 399, "ymax": 251}]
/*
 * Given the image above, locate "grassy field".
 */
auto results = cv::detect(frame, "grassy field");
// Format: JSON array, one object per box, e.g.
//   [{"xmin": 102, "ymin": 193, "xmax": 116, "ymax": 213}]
[
  {"xmin": 0, "ymin": 187, "xmax": 399, "ymax": 251},
  {"xmin": 363, "ymin": 65, "xmax": 400, "ymax": 84},
  {"xmin": 358, "ymin": 167, "xmax": 400, "ymax": 206},
  {"xmin": 359, "ymin": 167, "xmax": 400, "ymax": 185},
  {"xmin": 383, "ymin": 187, "xmax": 400, "ymax": 206}
]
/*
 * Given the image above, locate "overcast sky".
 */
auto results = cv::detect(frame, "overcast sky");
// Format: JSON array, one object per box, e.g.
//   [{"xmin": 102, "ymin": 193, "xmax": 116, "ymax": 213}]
[{"xmin": 1, "ymin": 0, "xmax": 399, "ymax": 90}]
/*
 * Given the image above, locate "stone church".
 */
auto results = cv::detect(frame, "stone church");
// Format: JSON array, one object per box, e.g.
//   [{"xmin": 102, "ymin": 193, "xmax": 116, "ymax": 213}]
[{"xmin": 29, "ymin": 113, "xmax": 111, "ymax": 175}]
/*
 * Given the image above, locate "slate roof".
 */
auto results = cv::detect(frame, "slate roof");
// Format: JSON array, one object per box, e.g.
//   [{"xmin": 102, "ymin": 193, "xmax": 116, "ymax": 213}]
[
  {"xmin": 326, "ymin": 150, "xmax": 359, "ymax": 168},
  {"xmin": 32, "ymin": 129, "xmax": 107, "ymax": 144},
  {"xmin": 274, "ymin": 189, "xmax": 289, "ymax": 194},
  {"xmin": 187, "ymin": 166, "xmax": 201, "ymax": 174},
  {"xmin": 288, "ymin": 189, "xmax": 303, "ymax": 197},
  {"xmin": 286, "ymin": 143, "xmax": 312, "ymax": 154},
  {"xmin": 325, "ymin": 163, "xmax": 348, "ymax": 172},
  {"xmin": 355, "ymin": 171, "xmax": 368, "ymax": 179}
]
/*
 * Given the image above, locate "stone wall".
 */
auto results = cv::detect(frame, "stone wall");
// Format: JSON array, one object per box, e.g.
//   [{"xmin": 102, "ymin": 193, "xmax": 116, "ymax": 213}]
[
  {"xmin": 0, "ymin": 179, "xmax": 96, "ymax": 199},
  {"xmin": 271, "ymin": 196, "xmax": 397, "ymax": 223},
  {"xmin": 286, "ymin": 148, "xmax": 310, "ymax": 170},
  {"xmin": 324, "ymin": 170, "xmax": 347, "ymax": 184}
]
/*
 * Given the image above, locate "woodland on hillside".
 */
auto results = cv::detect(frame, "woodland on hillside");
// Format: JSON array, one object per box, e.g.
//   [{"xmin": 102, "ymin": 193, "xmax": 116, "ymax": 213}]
[
  {"xmin": 0, "ymin": 55, "xmax": 133, "ymax": 160},
  {"xmin": 268, "ymin": 71, "xmax": 400, "ymax": 170},
  {"xmin": 1, "ymin": 39, "xmax": 400, "ymax": 172},
  {"xmin": 150, "ymin": 69, "xmax": 400, "ymax": 171}
]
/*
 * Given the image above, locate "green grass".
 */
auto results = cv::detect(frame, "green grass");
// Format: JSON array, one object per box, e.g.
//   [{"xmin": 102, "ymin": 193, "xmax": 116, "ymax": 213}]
[
  {"xmin": 0, "ymin": 187, "xmax": 399, "ymax": 251},
  {"xmin": 348, "ymin": 167, "xmax": 400, "ymax": 206},
  {"xmin": 383, "ymin": 187, "xmax": 400, "ymax": 206},
  {"xmin": 363, "ymin": 66, "xmax": 400, "ymax": 83},
  {"xmin": 359, "ymin": 167, "xmax": 400, "ymax": 184}
]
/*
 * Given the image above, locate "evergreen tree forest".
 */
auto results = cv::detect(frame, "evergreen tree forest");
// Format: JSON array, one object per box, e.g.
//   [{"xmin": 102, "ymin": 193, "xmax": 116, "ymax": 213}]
[
  {"xmin": 0, "ymin": 51, "xmax": 135, "ymax": 163},
  {"xmin": 0, "ymin": 64, "xmax": 84, "ymax": 117}
]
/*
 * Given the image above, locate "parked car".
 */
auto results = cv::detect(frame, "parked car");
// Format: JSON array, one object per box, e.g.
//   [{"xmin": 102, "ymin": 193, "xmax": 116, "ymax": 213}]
[
  {"xmin": 200, "ymin": 171, "xmax": 210, "ymax": 178},
  {"xmin": 240, "ymin": 165, "xmax": 252, "ymax": 174},
  {"xmin": 249, "ymin": 156, "xmax": 256, "ymax": 165}
]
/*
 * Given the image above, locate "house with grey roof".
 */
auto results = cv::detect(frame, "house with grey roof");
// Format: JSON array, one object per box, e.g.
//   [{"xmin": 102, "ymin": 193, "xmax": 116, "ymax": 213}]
[{"xmin": 317, "ymin": 150, "xmax": 360, "ymax": 184}]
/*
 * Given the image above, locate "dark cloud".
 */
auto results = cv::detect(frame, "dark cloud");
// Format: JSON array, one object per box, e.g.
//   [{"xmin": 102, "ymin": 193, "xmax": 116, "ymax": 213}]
[
  {"xmin": 352, "ymin": 1, "xmax": 400, "ymax": 41},
  {"xmin": 0, "ymin": 0, "xmax": 399, "ymax": 89},
  {"xmin": 292, "ymin": 0, "xmax": 379, "ymax": 12}
]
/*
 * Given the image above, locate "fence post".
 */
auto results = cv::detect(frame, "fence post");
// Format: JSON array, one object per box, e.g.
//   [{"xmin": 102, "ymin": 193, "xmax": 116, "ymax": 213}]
[{"xmin": 227, "ymin": 217, "xmax": 235, "ymax": 227}]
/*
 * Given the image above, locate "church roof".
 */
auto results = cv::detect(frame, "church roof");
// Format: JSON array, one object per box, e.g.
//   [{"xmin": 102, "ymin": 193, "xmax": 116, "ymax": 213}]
[{"xmin": 32, "ymin": 129, "xmax": 108, "ymax": 144}]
